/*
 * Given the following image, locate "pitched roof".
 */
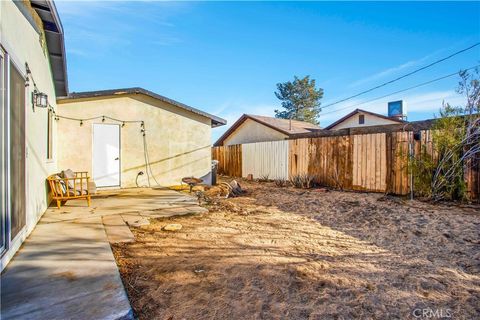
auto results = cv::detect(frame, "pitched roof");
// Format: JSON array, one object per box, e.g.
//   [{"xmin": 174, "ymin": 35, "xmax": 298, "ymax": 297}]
[
  {"xmin": 324, "ymin": 108, "xmax": 406, "ymax": 130},
  {"xmin": 57, "ymin": 87, "xmax": 227, "ymax": 127},
  {"xmin": 214, "ymin": 114, "xmax": 321, "ymax": 146}
]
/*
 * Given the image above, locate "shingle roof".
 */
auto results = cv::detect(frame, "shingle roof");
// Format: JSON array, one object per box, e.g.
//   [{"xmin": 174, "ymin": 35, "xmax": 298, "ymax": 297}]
[
  {"xmin": 247, "ymin": 115, "xmax": 322, "ymax": 134},
  {"xmin": 214, "ymin": 114, "xmax": 321, "ymax": 146},
  {"xmin": 57, "ymin": 87, "xmax": 226, "ymax": 127}
]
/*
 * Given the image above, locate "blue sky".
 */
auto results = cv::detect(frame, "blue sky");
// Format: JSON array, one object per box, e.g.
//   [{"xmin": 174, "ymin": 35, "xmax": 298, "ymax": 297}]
[{"xmin": 56, "ymin": 1, "xmax": 480, "ymax": 142}]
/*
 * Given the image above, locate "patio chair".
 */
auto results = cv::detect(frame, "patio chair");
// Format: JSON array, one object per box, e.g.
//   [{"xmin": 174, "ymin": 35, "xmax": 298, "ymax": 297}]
[{"xmin": 47, "ymin": 169, "xmax": 94, "ymax": 209}]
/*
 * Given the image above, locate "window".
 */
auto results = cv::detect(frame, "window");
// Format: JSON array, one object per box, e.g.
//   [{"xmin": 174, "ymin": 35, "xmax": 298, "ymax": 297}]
[
  {"xmin": 359, "ymin": 114, "xmax": 365, "ymax": 124},
  {"xmin": 47, "ymin": 108, "xmax": 53, "ymax": 159}
]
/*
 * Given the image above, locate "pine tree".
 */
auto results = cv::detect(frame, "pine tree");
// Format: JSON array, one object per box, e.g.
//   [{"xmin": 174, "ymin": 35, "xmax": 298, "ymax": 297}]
[{"xmin": 274, "ymin": 75, "xmax": 323, "ymax": 125}]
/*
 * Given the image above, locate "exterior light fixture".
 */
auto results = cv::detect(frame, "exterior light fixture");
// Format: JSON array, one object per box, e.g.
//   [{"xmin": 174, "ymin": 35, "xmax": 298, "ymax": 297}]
[
  {"xmin": 102, "ymin": 116, "xmax": 106, "ymax": 122},
  {"xmin": 80, "ymin": 120, "xmax": 83, "ymax": 126},
  {"xmin": 32, "ymin": 90, "xmax": 48, "ymax": 109}
]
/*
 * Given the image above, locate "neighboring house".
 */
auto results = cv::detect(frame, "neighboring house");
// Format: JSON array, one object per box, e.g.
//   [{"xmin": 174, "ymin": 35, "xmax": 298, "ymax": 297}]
[
  {"xmin": 214, "ymin": 114, "xmax": 321, "ymax": 146},
  {"xmin": 1, "ymin": 0, "xmax": 68, "ymax": 269},
  {"xmin": 57, "ymin": 88, "xmax": 226, "ymax": 188},
  {"xmin": 325, "ymin": 109, "xmax": 406, "ymax": 130}
]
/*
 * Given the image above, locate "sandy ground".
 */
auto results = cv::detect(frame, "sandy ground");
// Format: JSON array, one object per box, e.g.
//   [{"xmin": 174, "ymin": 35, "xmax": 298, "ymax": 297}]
[{"xmin": 112, "ymin": 178, "xmax": 480, "ymax": 320}]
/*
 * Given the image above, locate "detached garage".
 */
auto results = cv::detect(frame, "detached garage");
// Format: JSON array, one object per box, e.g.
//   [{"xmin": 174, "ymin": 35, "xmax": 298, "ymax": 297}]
[{"xmin": 56, "ymin": 88, "xmax": 226, "ymax": 188}]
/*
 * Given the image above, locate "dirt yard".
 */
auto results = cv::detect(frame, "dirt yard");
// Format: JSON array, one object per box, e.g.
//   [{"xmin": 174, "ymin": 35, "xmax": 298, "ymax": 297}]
[{"xmin": 112, "ymin": 178, "xmax": 480, "ymax": 320}]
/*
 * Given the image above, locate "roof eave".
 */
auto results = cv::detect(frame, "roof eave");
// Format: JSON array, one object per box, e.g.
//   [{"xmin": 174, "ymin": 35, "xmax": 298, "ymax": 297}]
[
  {"xmin": 58, "ymin": 87, "xmax": 226, "ymax": 128},
  {"xmin": 31, "ymin": 0, "xmax": 69, "ymax": 97}
]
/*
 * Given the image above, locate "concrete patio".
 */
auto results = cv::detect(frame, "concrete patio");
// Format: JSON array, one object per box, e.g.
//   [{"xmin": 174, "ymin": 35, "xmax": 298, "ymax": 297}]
[{"xmin": 0, "ymin": 188, "xmax": 207, "ymax": 320}]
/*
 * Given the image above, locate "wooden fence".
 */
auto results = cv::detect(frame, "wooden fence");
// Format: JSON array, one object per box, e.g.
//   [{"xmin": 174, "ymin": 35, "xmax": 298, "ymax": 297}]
[
  {"xmin": 212, "ymin": 144, "xmax": 242, "ymax": 177},
  {"xmin": 212, "ymin": 130, "xmax": 479, "ymax": 200}
]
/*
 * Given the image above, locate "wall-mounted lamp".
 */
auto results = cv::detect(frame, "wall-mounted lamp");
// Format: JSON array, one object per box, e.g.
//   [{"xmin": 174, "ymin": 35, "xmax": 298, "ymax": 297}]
[{"xmin": 32, "ymin": 90, "xmax": 48, "ymax": 109}]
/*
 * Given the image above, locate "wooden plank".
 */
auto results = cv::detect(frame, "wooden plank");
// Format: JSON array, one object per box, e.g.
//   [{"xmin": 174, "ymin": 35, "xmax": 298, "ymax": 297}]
[
  {"xmin": 380, "ymin": 133, "xmax": 387, "ymax": 191},
  {"xmin": 392, "ymin": 132, "xmax": 399, "ymax": 194},
  {"xmin": 385, "ymin": 133, "xmax": 392, "ymax": 193},
  {"xmin": 361, "ymin": 135, "xmax": 367, "ymax": 190},
  {"xmin": 366, "ymin": 134, "xmax": 372, "ymax": 190},
  {"xmin": 372, "ymin": 134, "xmax": 377, "ymax": 190},
  {"xmin": 374, "ymin": 134, "xmax": 381, "ymax": 191},
  {"xmin": 352, "ymin": 135, "xmax": 358, "ymax": 188}
]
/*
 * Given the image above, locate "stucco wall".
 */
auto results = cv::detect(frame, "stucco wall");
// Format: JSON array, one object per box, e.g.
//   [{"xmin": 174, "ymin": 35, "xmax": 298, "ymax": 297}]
[
  {"xmin": 330, "ymin": 112, "xmax": 399, "ymax": 130},
  {"xmin": 1, "ymin": 1, "xmax": 58, "ymax": 269},
  {"xmin": 224, "ymin": 119, "xmax": 288, "ymax": 146},
  {"xmin": 57, "ymin": 95, "xmax": 213, "ymax": 187}
]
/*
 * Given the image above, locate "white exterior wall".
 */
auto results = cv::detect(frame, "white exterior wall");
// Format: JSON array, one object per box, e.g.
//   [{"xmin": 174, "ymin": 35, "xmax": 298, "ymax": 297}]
[
  {"xmin": 330, "ymin": 112, "xmax": 399, "ymax": 130},
  {"xmin": 57, "ymin": 95, "xmax": 213, "ymax": 187},
  {"xmin": 242, "ymin": 140, "xmax": 289, "ymax": 180},
  {"xmin": 224, "ymin": 119, "xmax": 288, "ymax": 146},
  {"xmin": 1, "ymin": 1, "xmax": 59, "ymax": 270}
]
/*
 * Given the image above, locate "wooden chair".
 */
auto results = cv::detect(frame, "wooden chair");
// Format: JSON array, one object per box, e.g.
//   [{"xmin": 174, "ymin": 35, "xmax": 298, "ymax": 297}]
[{"xmin": 47, "ymin": 171, "xmax": 92, "ymax": 209}]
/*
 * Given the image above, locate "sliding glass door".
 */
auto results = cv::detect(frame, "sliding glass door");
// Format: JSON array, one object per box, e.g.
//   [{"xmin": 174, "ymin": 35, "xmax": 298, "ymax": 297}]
[
  {"xmin": 0, "ymin": 50, "xmax": 5, "ymax": 254},
  {"xmin": 9, "ymin": 61, "xmax": 26, "ymax": 240}
]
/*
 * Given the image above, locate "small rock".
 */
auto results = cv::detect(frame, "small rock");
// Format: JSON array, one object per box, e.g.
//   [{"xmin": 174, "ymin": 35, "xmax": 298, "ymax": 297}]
[{"xmin": 163, "ymin": 223, "xmax": 183, "ymax": 231}]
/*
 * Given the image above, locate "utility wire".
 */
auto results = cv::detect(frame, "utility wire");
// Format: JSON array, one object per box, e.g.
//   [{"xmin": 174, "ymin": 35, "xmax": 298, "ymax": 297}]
[
  {"xmin": 322, "ymin": 43, "xmax": 480, "ymax": 109},
  {"xmin": 320, "ymin": 64, "xmax": 480, "ymax": 117}
]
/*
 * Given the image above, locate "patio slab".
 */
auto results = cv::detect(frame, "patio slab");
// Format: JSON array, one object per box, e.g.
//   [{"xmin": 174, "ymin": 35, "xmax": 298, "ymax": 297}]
[
  {"xmin": 103, "ymin": 215, "xmax": 135, "ymax": 244},
  {"xmin": 1, "ymin": 187, "xmax": 206, "ymax": 320}
]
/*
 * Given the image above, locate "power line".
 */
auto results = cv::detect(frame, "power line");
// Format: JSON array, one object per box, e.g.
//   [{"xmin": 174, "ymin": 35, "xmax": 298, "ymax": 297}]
[
  {"xmin": 322, "ymin": 42, "xmax": 480, "ymax": 109},
  {"xmin": 320, "ymin": 64, "xmax": 480, "ymax": 117}
]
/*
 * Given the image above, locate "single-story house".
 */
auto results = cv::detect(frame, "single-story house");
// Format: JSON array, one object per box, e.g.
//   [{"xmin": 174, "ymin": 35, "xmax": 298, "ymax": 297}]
[
  {"xmin": 57, "ymin": 88, "xmax": 226, "ymax": 188},
  {"xmin": 325, "ymin": 108, "xmax": 406, "ymax": 130},
  {"xmin": 214, "ymin": 114, "xmax": 321, "ymax": 146},
  {"xmin": 1, "ymin": 0, "xmax": 68, "ymax": 270},
  {"xmin": 0, "ymin": 0, "xmax": 225, "ymax": 271}
]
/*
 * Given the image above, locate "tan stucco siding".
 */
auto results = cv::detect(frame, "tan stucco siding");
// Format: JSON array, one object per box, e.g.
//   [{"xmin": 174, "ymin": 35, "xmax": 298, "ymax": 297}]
[
  {"xmin": 224, "ymin": 119, "xmax": 288, "ymax": 146},
  {"xmin": 330, "ymin": 112, "xmax": 400, "ymax": 130},
  {"xmin": 1, "ymin": 1, "xmax": 59, "ymax": 269},
  {"xmin": 57, "ymin": 95, "xmax": 212, "ymax": 187}
]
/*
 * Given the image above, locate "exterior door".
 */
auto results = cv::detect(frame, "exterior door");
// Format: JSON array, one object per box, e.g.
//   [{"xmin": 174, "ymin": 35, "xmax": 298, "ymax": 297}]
[{"xmin": 92, "ymin": 124, "xmax": 120, "ymax": 187}]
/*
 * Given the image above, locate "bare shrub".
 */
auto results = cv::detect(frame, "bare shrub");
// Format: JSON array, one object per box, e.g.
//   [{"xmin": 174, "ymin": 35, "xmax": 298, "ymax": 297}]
[
  {"xmin": 274, "ymin": 178, "xmax": 289, "ymax": 187},
  {"xmin": 290, "ymin": 174, "xmax": 316, "ymax": 189},
  {"xmin": 258, "ymin": 174, "xmax": 270, "ymax": 182},
  {"xmin": 410, "ymin": 69, "xmax": 479, "ymax": 201}
]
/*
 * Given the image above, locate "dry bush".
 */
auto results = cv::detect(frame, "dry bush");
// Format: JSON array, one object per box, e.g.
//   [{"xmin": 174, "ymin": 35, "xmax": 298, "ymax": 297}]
[
  {"xmin": 410, "ymin": 69, "xmax": 479, "ymax": 201},
  {"xmin": 274, "ymin": 178, "xmax": 289, "ymax": 187},
  {"xmin": 290, "ymin": 174, "xmax": 316, "ymax": 189},
  {"xmin": 258, "ymin": 174, "xmax": 270, "ymax": 182}
]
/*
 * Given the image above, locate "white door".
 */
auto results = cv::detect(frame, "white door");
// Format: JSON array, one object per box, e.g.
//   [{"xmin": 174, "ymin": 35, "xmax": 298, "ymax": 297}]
[{"xmin": 93, "ymin": 124, "xmax": 120, "ymax": 187}]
